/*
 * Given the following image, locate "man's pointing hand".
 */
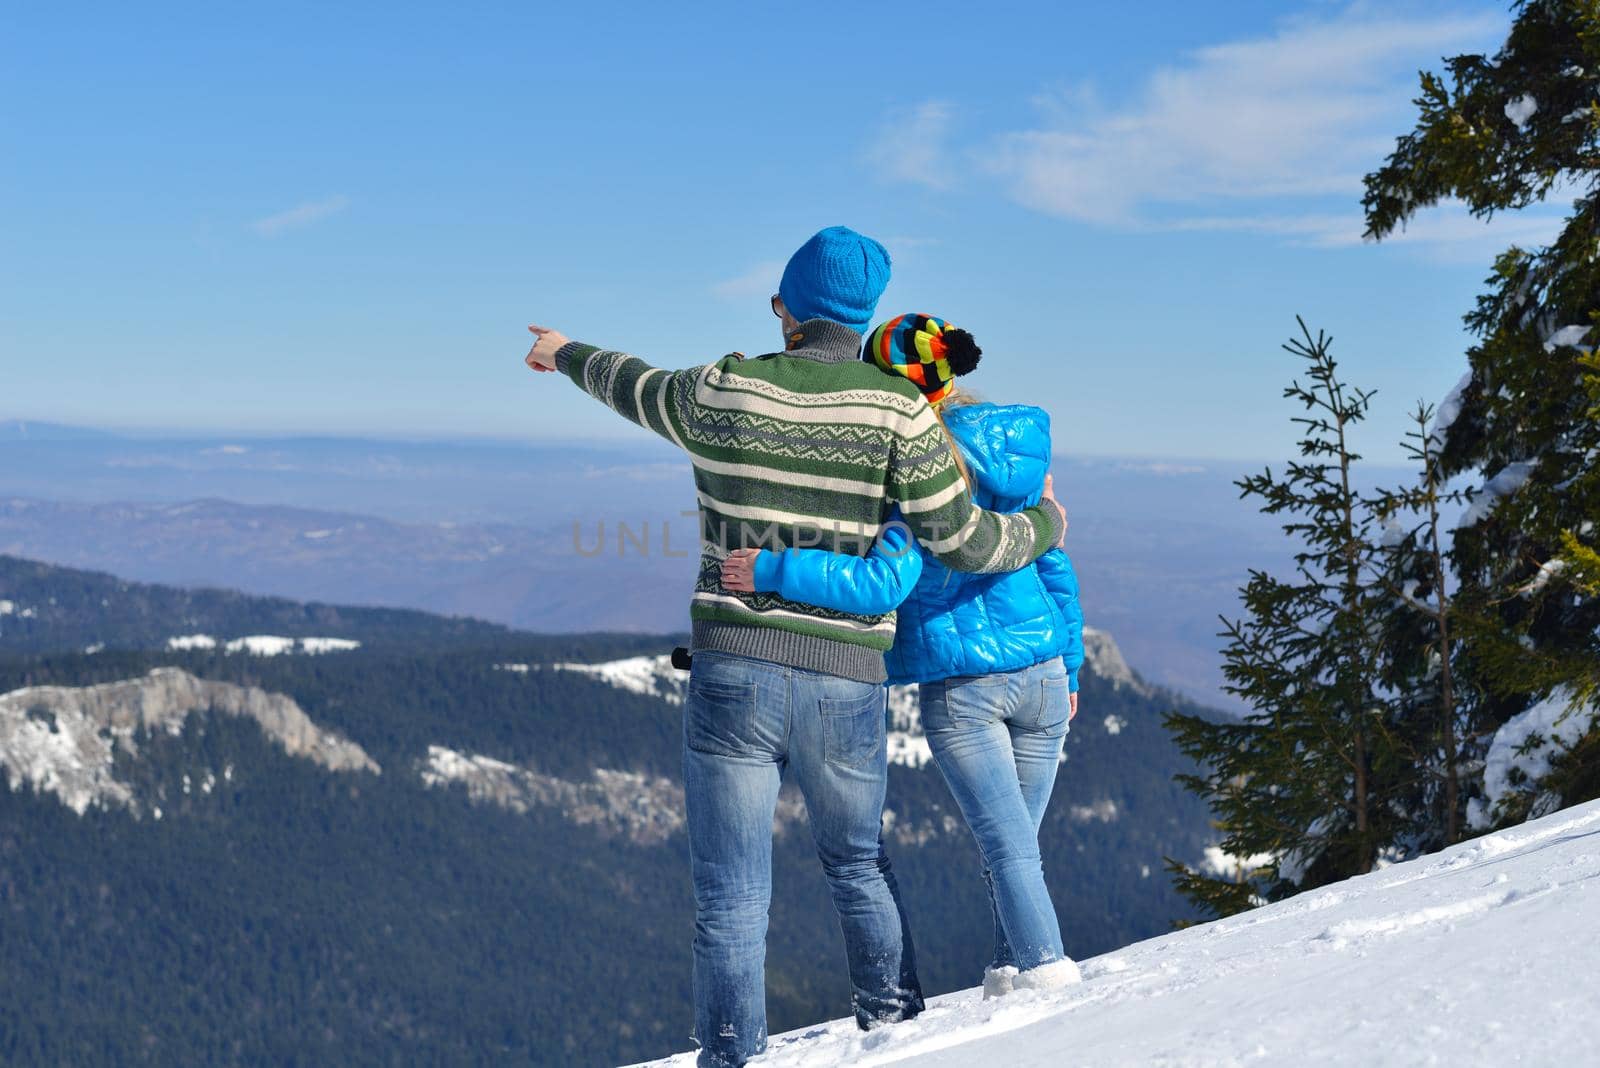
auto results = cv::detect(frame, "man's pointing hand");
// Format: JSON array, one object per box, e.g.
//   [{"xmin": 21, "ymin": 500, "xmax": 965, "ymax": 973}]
[{"xmin": 525, "ymin": 324, "xmax": 570, "ymax": 373}]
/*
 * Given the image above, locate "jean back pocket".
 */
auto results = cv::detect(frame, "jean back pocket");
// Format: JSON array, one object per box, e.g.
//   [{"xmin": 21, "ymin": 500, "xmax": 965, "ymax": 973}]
[
  {"xmin": 819, "ymin": 689, "xmax": 885, "ymax": 770},
  {"xmin": 685, "ymin": 677, "xmax": 761, "ymax": 757}
]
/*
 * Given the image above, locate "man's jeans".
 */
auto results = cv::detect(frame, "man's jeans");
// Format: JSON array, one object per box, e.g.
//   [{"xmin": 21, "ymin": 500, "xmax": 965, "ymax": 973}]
[
  {"xmin": 918, "ymin": 656, "xmax": 1071, "ymax": 972},
  {"xmin": 684, "ymin": 651, "xmax": 923, "ymax": 1068}
]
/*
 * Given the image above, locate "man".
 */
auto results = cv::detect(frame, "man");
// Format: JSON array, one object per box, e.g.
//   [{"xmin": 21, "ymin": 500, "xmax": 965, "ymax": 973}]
[{"xmin": 523, "ymin": 226, "xmax": 1064, "ymax": 1068}]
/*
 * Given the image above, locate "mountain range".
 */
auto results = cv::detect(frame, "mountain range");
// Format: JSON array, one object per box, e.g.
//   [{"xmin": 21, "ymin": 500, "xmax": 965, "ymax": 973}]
[
  {"xmin": 1, "ymin": 554, "xmax": 1220, "ymax": 1066},
  {"xmin": 0, "ymin": 423, "xmax": 1370, "ymax": 708}
]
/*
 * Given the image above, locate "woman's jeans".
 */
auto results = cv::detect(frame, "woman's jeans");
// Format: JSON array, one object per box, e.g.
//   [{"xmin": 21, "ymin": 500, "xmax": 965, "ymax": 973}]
[
  {"xmin": 918, "ymin": 655, "xmax": 1071, "ymax": 972},
  {"xmin": 683, "ymin": 651, "xmax": 923, "ymax": 1068}
]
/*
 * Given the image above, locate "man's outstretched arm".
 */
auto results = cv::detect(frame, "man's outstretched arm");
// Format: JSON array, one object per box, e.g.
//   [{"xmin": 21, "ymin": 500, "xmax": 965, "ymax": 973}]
[
  {"xmin": 525, "ymin": 325, "xmax": 697, "ymax": 449},
  {"xmin": 889, "ymin": 402, "xmax": 1064, "ymax": 574}
]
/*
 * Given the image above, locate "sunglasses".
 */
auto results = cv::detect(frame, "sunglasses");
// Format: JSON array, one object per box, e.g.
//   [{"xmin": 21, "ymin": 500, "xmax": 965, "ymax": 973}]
[{"xmin": 770, "ymin": 294, "xmax": 783, "ymax": 319}]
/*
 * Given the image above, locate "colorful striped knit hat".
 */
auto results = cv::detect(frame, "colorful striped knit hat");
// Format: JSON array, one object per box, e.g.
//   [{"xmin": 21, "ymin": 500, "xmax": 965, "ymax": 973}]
[{"xmin": 863, "ymin": 314, "xmax": 982, "ymax": 406}]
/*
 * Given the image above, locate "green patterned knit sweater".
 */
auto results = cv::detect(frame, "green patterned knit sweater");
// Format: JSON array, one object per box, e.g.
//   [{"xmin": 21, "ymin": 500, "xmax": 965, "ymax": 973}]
[{"xmin": 554, "ymin": 318, "xmax": 1063, "ymax": 683}]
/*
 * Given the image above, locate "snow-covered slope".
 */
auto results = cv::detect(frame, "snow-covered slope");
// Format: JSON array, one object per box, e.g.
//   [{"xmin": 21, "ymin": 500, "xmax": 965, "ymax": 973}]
[{"xmin": 633, "ymin": 798, "xmax": 1600, "ymax": 1067}]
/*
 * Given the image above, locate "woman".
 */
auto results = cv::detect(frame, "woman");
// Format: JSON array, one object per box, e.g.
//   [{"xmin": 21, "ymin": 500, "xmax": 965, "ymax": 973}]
[{"xmin": 721, "ymin": 313, "xmax": 1085, "ymax": 996}]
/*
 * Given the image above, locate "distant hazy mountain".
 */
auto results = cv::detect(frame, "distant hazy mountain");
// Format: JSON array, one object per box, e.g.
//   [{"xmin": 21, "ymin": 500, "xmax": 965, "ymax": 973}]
[
  {"xmin": 0, "ymin": 556, "xmax": 1218, "ymax": 1066},
  {"xmin": 0, "ymin": 423, "xmax": 1348, "ymax": 707},
  {"xmin": 0, "ymin": 420, "xmax": 115, "ymax": 441}
]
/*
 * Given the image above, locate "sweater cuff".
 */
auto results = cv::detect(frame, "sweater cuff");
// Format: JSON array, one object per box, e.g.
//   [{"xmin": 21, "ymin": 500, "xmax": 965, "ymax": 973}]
[
  {"xmin": 751, "ymin": 550, "xmax": 783, "ymax": 594},
  {"xmin": 1034, "ymin": 499, "xmax": 1066, "ymax": 557},
  {"xmin": 555, "ymin": 340, "xmax": 597, "ymax": 379},
  {"xmin": 1069, "ymin": 668, "xmax": 1080, "ymax": 694}
]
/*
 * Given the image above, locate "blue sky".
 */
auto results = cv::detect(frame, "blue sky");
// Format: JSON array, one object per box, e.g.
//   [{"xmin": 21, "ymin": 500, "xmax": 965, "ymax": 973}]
[{"xmin": 0, "ymin": 1, "xmax": 1566, "ymax": 462}]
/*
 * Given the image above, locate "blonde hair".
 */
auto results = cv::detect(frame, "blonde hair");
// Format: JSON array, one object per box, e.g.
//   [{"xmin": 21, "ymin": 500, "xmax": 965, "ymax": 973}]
[{"xmin": 933, "ymin": 386, "xmax": 980, "ymax": 489}]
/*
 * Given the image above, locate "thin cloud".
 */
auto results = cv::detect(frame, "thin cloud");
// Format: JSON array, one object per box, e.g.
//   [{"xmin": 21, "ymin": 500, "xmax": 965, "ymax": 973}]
[
  {"xmin": 710, "ymin": 260, "xmax": 785, "ymax": 300},
  {"xmin": 866, "ymin": 101, "xmax": 959, "ymax": 191},
  {"xmin": 986, "ymin": 9, "xmax": 1502, "ymax": 224},
  {"xmin": 1173, "ymin": 200, "xmax": 1566, "ymax": 257},
  {"xmin": 251, "ymin": 195, "xmax": 351, "ymax": 237},
  {"xmin": 878, "ymin": 7, "xmax": 1523, "ymax": 249}
]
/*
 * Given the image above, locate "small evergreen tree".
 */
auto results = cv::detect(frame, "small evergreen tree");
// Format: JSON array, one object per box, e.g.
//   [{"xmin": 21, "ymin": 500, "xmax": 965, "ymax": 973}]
[
  {"xmin": 1166, "ymin": 322, "xmax": 1407, "ymax": 917},
  {"xmin": 1364, "ymin": 0, "xmax": 1600, "ymax": 829},
  {"xmin": 1369, "ymin": 405, "xmax": 1478, "ymax": 851}
]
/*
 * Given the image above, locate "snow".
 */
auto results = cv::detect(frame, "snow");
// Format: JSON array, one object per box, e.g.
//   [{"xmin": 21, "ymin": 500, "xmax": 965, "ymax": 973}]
[
  {"xmin": 298, "ymin": 637, "xmax": 361, "ymax": 654},
  {"xmin": 0, "ymin": 600, "xmax": 13, "ymax": 616},
  {"xmin": 560, "ymin": 640, "xmax": 1134, "ymax": 772},
  {"xmin": 0, "ymin": 668, "xmax": 378, "ymax": 815},
  {"xmin": 887, "ymin": 732, "xmax": 934, "ymax": 770},
  {"xmin": 1543, "ymin": 324, "xmax": 1592, "ymax": 353},
  {"xmin": 1505, "ymin": 93, "xmax": 1538, "ymax": 127},
  {"xmin": 1378, "ymin": 514, "xmax": 1408, "ymax": 549},
  {"xmin": 629, "ymin": 799, "xmax": 1600, "ymax": 1067},
  {"xmin": 1517, "ymin": 558, "xmax": 1568, "ymax": 597},
  {"xmin": 1456, "ymin": 461, "xmax": 1534, "ymax": 528},
  {"xmin": 1470, "ymin": 687, "xmax": 1597, "ymax": 829},
  {"xmin": 1428, "ymin": 371, "xmax": 1471, "ymax": 452},
  {"xmin": 217, "ymin": 635, "xmax": 361, "ymax": 656},
  {"xmin": 420, "ymin": 744, "xmax": 687, "ymax": 844},
  {"xmin": 1066, "ymin": 799, "xmax": 1119, "ymax": 824},
  {"xmin": 1199, "ymin": 845, "xmax": 1276, "ymax": 879},
  {"xmin": 552, "ymin": 655, "xmax": 687, "ymax": 705},
  {"xmin": 167, "ymin": 634, "xmax": 217, "ymax": 651},
  {"xmin": 225, "ymin": 636, "xmax": 298, "ymax": 656}
]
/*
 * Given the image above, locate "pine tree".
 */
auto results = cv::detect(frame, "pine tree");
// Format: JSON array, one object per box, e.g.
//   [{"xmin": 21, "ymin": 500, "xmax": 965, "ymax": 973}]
[
  {"xmin": 1560, "ymin": 350, "xmax": 1600, "ymax": 600},
  {"xmin": 1369, "ymin": 405, "xmax": 1478, "ymax": 852},
  {"xmin": 1364, "ymin": 0, "xmax": 1600, "ymax": 829},
  {"xmin": 1166, "ymin": 321, "xmax": 1408, "ymax": 917}
]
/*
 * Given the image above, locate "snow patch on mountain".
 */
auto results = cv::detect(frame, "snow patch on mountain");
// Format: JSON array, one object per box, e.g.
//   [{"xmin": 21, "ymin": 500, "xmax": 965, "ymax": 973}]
[
  {"xmin": 631, "ymin": 798, "xmax": 1600, "ymax": 1067},
  {"xmin": 163, "ymin": 634, "xmax": 361, "ymax": 655},
  {"xmin": 552, "ymin": 655, "xmax": 687, "ymax": 704},
  {"xmin": 885, "ymin": 684, "xmax": 931, "ymax": 768},
  {"xmin": 1067, "ymin": 799, "xmax": 1119, "ymax": 824},
  {"xmin": 550, "ymin": 629, "xmax": 1142, "ymax": 773},
  {"xmin": 0, "ymin": 668, "xmax": 378, "ymax": 815},
  {"xmin": 167, "ymin": 634, "xmax": 218, "ymax": 650},
  {"xmin": 225, "ymin": 635, "xmax": 361, "ymax": 656},
  {"xmin": 419, "ymin": 744, "xmax": 812, "ymax": 843},
  {"xmin": 1081, "ymin": 627, "xmax": 1146, "ymax": 693},
  {"xmin": 420, "ymin": 745, "xmax": 686, "ymax": 845}
]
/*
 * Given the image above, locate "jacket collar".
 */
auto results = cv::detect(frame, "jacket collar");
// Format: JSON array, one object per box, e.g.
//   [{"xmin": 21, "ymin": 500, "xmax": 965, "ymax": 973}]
[{"xmin": 781, "ymin": 318, "xmax": 864, "ymax": 364}]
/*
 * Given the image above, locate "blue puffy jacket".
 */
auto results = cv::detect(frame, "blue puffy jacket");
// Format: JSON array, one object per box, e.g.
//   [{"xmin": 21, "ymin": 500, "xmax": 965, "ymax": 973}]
[{"xmin": 750, "ymin": 401, "xmax": 1084, "ymax": 690}]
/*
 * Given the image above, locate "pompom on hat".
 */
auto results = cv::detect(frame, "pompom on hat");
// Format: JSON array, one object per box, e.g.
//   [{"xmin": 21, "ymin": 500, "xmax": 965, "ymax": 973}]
[{"xmin": 863, "ymin": 314, "xmax": 982, "ymax": 406}]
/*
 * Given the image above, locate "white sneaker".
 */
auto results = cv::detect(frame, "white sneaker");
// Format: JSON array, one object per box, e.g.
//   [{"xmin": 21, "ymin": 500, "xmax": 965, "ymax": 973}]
[
  {"xmin": 982, "ymin": 965, "xmax": 1018, "ymax": 1000},
  {"xmin": 1012, "ymin": 958, "xmax": 1083, "ymax": 991}
]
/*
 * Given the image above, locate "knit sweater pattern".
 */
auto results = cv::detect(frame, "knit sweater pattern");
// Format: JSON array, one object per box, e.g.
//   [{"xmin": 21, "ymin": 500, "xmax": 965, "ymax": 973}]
[{"xmin": 554, "ymin": 319, "xmax": 1063, "ymax": 683}]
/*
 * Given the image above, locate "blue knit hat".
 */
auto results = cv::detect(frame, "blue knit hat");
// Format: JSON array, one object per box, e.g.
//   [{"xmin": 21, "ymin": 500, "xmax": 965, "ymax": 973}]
[{"xmin": 778, "ymin": 226, "xmax": 892, "ymax": 335}]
